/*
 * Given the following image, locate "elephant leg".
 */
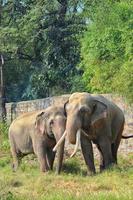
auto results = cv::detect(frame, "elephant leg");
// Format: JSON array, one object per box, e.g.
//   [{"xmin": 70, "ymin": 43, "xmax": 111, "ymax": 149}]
[
  {"xmin": 81, "ymin": 134, "xmax": 96, "ymax": 175},
  {"xmin": 111, "ymin": 143, "xmax": 118, "ymax": 164},
  {"xmin": 46, "ymin": 147, "xmax": 55, "ymax": 170},
  {"xmin": 10, "ymin": 146, "xmax": 23, "ymax": 172},
  {"xmin": 37, "ymin": 151, "xmax": 49, "ymax": 172},
  {"xmin": 9, "ymin": 136, "xmax": 20, "ymax": 171},
  {"xmin": 98, "ymin": 135, "xmax": 113, "ymax": 169},
  {"xmin": 34, "ymin": 145, "xmax": 49, "ymax": 172},
  {"xmin": 111, "ymin": 119, "xmax": 124, "ymax": 164},
  {"xmin": 11, "ymin": 150, "xmax": 19, "ymax": 172},
  {"xmin": 33, "ymin": 139, "xmax": 49, "ymax": 172},
  {"xmin": 96, "ymin": 144, "xmax": 105, "ymax": 172},
  {"xmin": 111, "ymin": 134, "xmax": 122, "ymax": 164}
]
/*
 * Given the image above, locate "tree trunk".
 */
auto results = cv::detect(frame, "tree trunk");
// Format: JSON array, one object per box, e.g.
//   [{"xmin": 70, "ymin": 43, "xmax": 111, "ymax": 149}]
[{"xmin": 0, "ymin": 55, "xmax": 6, "ymax": 122}]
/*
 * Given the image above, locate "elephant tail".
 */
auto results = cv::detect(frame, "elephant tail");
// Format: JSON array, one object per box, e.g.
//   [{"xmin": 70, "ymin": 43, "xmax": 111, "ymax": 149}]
[{"xmin": 122, "ymin": 135, "xmax": 133, "ymax": 139}]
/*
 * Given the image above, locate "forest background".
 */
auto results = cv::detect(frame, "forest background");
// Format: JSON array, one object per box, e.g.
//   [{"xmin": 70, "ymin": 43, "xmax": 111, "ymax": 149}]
[{"xmin": 0, "ymin": 0, "xmax": 133, "ymax": 103}]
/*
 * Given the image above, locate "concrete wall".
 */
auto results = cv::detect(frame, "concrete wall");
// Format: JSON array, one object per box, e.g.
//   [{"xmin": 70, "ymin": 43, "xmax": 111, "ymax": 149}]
[{"xmin": 5, "ymin": 94, "xmax": 133, "ymax": 156}]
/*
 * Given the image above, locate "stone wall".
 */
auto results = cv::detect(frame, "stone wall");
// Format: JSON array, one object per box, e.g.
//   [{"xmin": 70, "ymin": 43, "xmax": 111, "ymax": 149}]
[
  {"xmin": 6, "ymin": 95, "xmax": 70, "ymax": 123},
  {"xmin": 5, "ymin": 94, "xmax": 133, "ymax": 156}
]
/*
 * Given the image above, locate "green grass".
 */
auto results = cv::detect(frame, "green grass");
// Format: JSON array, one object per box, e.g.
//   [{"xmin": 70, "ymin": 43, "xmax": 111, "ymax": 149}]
[
  {"xmin": 0, "ymin": 123, "xmax": 133, "ymax": 199},
  {"xmin": 0, "ymin": 152, "xmax": 133, "ymax": 200},
  {"xmin": 0, "ymin": 122, "xmax": 10, "ymax": 152}
]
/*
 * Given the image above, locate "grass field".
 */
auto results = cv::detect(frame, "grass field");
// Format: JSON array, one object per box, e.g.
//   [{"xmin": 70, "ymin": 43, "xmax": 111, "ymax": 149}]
[
  {"xmin": 0, "ymin": 124, "xmax": 133, "ymax": 200},
  {"xmin": 0, "ymin": 151, "xmax": 133, "ymax": 200}
]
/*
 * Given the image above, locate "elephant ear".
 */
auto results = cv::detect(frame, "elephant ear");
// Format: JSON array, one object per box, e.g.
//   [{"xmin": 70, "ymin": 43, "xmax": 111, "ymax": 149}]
[
  {"xmin": 35, "ymin": 112, "xmax": 46, "ymax": 135},
  {"xmin": 64, "ymin": 100, "xmax": 69, "ymax": 116},
  {"xmin": 91, "ymin": 100, "xmax": 108, "ymax": 127}
]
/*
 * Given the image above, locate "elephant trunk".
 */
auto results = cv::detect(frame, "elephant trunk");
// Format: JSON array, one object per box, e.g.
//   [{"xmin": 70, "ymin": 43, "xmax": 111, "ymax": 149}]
[
  {"xmin": 54, "ymin": 129, "xmax": 66, "ymax": 174},
  {"xmin": 70, "ymin": 129, "xmax": 81, "ymax": 157},
  {"xmin": 56, "ymin": 140, "xmax": 65, "ymax": 174},
  {"xmin": 67, "ymin": 115, "xmax": 81, "ymax": 145},
  {"xmin": 68, "ymin": 130, "xmax": 76, "ymax": 144}
]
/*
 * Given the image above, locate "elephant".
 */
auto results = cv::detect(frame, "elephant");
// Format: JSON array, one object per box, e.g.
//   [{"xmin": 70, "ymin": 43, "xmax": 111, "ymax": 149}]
[
  {"xmin": 9, "ymin": 106, "xmax": 66, "ymax": 174},
  {"xmin": 54, "ymin": 92, "xmax": 133, "ymax": 175}
]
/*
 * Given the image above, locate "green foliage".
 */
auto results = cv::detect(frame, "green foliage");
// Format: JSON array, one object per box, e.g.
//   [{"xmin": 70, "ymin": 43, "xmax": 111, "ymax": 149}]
[
  {"xmin": 0, "ymin": 0, "xmax": 85, "ymax": 101},
  {"xmin": 0, "ymin": 156, "xmax": 10, "ymax": 168},
  {"xmin": 113, "ymin": 60, "xmax": 133, "ymax": 102},
  {"xmin": 0, "ymin": 122, "xmax": 8, "ymax": 138},
  {"xmin": 0, "ymin": 0, "xmax": 132, "ymax": 103},
  {"xmin": 0, "ymin": 122, "xmax": 10, "ymax": 151},
  {"xmin": 70, "ymin": 74, "xmax": 86, "ymax": 93},
  {"xmin": 80, "ymin": 0, "xmax": 133, "ymax": 102}
]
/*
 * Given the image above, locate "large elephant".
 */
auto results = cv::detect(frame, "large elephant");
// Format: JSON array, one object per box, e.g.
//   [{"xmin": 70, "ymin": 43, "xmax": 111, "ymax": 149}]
[
  {"xmin": 54, "ymin": 92, "xmax": 133, "ymax": 175},
  {"xmin": 9, "ymin": 106, "xmax": 66, "ymax": 174}
]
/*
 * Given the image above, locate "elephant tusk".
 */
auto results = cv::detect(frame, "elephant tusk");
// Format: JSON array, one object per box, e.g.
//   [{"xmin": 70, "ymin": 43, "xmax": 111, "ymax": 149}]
[
  {"xmin": 70, "ymin": 129, "xmax": 81, "ymax": 158},
  {"xmin": 53, "ymin": 131, "xmax": 67, "ymax": 152}
]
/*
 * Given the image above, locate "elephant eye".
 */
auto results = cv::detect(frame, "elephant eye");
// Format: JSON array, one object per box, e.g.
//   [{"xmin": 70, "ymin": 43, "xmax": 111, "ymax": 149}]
[{"xmin": 79, "ymin": 107, "xmax": 87, "ymax": 114}]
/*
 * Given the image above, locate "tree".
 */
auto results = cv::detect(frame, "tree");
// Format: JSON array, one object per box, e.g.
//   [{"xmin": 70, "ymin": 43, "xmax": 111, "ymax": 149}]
[
  {"xmin": 80, "ymin": 0, "xmax": 133, "ymax": 102},
  {"xmin": 0, "ymin": 1, "xmax": 6, "ymax": 121},
  {"xmin": 0, "ymin": 55, "xmax": 6, "ymax": 121},
  {"xmin": 0, "ymin": 0, "xmax": 85, "ymax": 101}
]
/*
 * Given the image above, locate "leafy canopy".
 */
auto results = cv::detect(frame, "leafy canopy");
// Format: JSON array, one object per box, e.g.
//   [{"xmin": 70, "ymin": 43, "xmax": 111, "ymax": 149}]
[
  {"xmin": 80, "ymin": 0, "xmax": 133, "ymax": 102},
  {"xmin": 0, "ymin": 0, "xmax": 85, "ymax": 101},
  {"xmin": 0, "ymin": 0, "xmax": 132, "ymax": 103}
]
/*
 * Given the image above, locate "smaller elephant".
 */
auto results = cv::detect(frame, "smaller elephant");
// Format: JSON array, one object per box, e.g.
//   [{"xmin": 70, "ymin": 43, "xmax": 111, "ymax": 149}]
[
  {"xmin": 54, "ymin": 92, "xmax": 133, "ymax": 175},
  {"xmin": 9, "ymin": 106, "xmax": 66, "ymax": 174}
]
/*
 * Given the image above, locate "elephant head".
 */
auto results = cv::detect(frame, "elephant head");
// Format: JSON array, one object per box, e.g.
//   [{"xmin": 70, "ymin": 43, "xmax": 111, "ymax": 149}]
[
  {"xmin": 65, "ymin": 92, "xmax": 108, "ymax": 144},
  {"xmin": 54, "ymin": 92, "xmax": 108, "ymax": 156},
  {"xmin": 35, "ymin": 106, "xmax": 66, "ymax": 174}
]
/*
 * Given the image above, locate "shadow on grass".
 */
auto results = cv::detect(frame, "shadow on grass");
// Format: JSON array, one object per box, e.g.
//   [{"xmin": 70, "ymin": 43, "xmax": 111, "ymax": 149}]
[
  {"xmin": 61, "ymin": 154, "xmax": 133, "ymax": 176},
  {"xmin": 1, "ymin": 150, "xmax": 133, "ymax": 177},
  {"xmin": 10, "ymin": 180, "xmax": 23, "ymax": 187},
  {"xmin": 61, "ymin": 158, "xmax": 87, "ymax": 176}
]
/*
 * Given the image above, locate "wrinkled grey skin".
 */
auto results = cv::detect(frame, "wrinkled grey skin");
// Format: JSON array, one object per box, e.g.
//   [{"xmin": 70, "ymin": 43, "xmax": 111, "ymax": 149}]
[
  {"xmin": 9, "ymin": 106, "xmax": 66, "ymax": 174},
  {"xmin": 64, "ymin": 92, "xmax": 132, "ymax": 175}
]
